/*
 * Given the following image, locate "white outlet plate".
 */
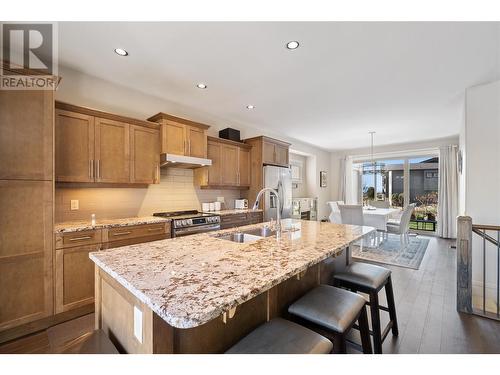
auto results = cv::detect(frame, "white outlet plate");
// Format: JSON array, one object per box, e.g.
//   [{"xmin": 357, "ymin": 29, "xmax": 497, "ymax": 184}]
[
  {"xmin": 70, "ymin": 200, "xmax": 79, "ymax": 210},
  {"xmin": 133, "ymin": 306, "xmax": 143, "ymax": 343},
  {"xmin": 217, "ymin": 197, "xmax": 225, "ymax": 203}
]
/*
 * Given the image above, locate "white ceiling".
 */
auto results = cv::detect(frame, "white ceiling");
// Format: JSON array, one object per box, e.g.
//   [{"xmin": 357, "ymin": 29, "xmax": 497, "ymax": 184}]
[{"xmin": 57, "ymin": 22, "xmax": 499, "ymax": 150}]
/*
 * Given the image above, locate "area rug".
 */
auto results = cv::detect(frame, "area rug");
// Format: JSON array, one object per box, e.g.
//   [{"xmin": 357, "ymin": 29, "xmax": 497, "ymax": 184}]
[{"xmin": 351, "ymin": 234, "xmax": 430, "ymax": 270}]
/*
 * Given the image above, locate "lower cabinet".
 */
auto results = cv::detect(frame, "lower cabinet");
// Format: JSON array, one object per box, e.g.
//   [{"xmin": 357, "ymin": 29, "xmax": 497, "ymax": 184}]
[
  {"xmin": 220, "ymin": 211, "xmax": 264, "ymax": 230},
  {"xmin": 54, "ymin": 222, "xmax": 171, "ymax": 314},
  {"xmin": 55, "ymin": 243, "xmax": 101, "ymax": 314}
]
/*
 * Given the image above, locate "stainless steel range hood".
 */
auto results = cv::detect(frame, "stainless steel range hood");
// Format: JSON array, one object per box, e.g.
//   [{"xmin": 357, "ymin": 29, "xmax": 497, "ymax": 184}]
[{"xmin": 160, "ymin": 153, "xmax": 212, "ymax": 169}]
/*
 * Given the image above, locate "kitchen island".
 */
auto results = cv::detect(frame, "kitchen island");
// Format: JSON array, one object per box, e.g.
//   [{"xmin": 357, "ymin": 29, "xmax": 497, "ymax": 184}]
[{"xmin": 90, "ymin": 220, "xmax": 374, "ymax": 353}]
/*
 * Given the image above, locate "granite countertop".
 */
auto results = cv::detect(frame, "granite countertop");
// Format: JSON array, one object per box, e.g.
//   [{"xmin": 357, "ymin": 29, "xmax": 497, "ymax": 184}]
[
  {"xmin": 54, "ymin": 216, "xmax": 171, "ymax": 234},
  {"xmin": 89, "ymin": 220, "xmax": 374, "ymax": 329},
  {"xmin": 202, "ymin": 209, "xmax": 263, "ymax": 216}
]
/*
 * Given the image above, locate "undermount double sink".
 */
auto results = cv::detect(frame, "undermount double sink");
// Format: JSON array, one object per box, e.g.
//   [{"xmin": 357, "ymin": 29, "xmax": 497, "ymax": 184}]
[{"xmin": 216, "ymin": 226, "xmax": 277, "ymax": 243}]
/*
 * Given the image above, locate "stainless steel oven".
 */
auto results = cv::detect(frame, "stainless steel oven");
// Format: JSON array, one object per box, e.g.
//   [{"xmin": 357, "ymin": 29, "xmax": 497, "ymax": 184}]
[{"xmin": 153, "ymin": 210, "xmax": 221, "ymax": 238}]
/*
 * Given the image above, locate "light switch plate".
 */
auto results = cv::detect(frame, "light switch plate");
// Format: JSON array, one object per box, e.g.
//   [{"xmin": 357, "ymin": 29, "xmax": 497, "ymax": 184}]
[
  {"xmin": 133, "ymin": 306, "xmax": 143, "ymax": 343},
  {"xmin": 70, "ymin": 200, "xmax": 79, "ymax": 210}
]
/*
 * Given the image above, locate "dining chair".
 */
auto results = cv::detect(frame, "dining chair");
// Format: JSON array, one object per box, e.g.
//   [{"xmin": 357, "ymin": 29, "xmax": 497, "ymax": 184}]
[
  {"xmin": 386, "ymin": 203, "xmax": 416, "ymax": 247},
  {"xmin": 327, "ymin": 201, "xmax": 344, "ymax": 224},
  {"xmin": 338, "ymin": 204, "xmax": 364, "ymax": 226}
]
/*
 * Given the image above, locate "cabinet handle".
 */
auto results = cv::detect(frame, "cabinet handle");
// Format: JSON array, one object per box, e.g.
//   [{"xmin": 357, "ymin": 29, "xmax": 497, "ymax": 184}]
[
  {"xmin": 112, "ymin": 231, "xmax": 132, "ymax": 236},
  {"xmin": 69, "ymin": 236, "xmax": 93, "ymax": 241}
]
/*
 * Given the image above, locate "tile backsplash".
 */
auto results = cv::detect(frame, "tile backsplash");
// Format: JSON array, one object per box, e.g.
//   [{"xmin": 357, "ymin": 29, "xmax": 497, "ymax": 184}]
[{"xmin": 55, "ymin": 168, "xmax": 242, "ymax": 222}]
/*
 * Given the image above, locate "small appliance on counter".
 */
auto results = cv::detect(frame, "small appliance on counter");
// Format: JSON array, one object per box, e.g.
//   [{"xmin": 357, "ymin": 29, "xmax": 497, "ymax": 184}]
[{"xmin": 235, "ymin": 199, "xmax": 248, "ymax": 209}]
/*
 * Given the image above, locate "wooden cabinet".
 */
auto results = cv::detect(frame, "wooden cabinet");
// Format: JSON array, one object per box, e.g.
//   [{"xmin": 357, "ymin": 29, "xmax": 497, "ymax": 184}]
[
  {"xmin": 220, "ymin": 211, "xmax": 264, "ymax": 230},
  {"xmin": 195, "ymin": 137, "xmax": 252, "ymax": 189},
  {"xmin": 239, "ymin": 147, "xmax": 251, "ymax": 187},
  {"xmin": 55, "ymin": 243, "xmax": 100, "ymax": 313},
  {"xmin": 148, "ymin": 112, "xmax": 209, "ymax": 158},
  {"xmin": 55, "ymin": 102, "xmax": 160, "ymax": 185},
  {"xmin": 0, "ymin": 90, "xmax": 54, "ymax": 180},
  {"xmin": 260, "ymin": 138, "xmax": 290, "ymax": 167},
  {"xmin": 0, "ymin": 79, "xmax": 55, "ymax": 333},
  {"xmin": 221, "ymin": 144, "xmax": 239, "ymax": 185},
  {"xmin": 185, "ymin": 125, "xmax": 207, "ymax": 158},
  {"xmin": 206, "ymin": 139, "xmax": 222, "ymax": 185},
  {"xmin": 243, "ymin": 136, "xmax": 292, "ymax": 208},
  {"xmin": 54, "ymin": 222, "xmax": 170, "ymax": 314},
  {"xmin": 130, "ymin": 125, "xmax": 160, "ymax": 184},
  {"xmin": 160, "ymin": 120, "xmax": 185, "ymax": 155},
  {"xmin": 0, "ymin": 180, "xmax": 54, "ymax": 331},
  {"xmin": 94, "ymin": 118, "xmax": 130, "ymax": 183},
  {"xmin": 55, "ymin": 109, "xmax": 95, "ymax": 183}
]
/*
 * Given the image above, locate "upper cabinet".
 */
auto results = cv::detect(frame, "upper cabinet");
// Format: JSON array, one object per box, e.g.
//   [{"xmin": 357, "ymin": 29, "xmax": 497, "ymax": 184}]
[
  {"xmin": 245, "ymin": 136, "xmax": 291, "ymax": 167},
  {"xmin": 55, "ymin": 102, "xmax": 160, "ymax": 185},
  {"xmin": 194, "ymin": 136, "xmax": 252, "ymax": 189},
  {"xmin": 147, "ymin": 112, "xmax": 209, "ymax": 158}
]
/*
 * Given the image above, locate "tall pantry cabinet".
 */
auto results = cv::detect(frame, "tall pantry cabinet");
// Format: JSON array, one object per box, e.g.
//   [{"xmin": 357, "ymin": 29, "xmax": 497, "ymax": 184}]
[{"xmin": 0, "ymin": 72, "xmax": 55, "ymax": 332}]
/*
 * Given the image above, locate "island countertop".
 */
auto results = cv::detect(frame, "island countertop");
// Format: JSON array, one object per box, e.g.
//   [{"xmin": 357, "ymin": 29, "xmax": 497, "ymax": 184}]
[{"xmin": 89, "ymin": 220, "xmax": 374, "ymax": 329}]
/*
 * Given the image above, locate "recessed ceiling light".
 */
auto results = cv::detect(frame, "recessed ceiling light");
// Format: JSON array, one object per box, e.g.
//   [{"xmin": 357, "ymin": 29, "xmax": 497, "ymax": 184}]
[
  {"xmin": 286, "ymin": 41, "xmax": 300, "ymax": 50},
  {"xmin": 246, "ymin": 105, "xmax": 255, "ymax": 110},
  {"xmin": 196, "ymin": 83, "xmax": 207, "ymax": 89},
  {"xmin": 114, "ymin": 48, "xmax": 128, "ymax": 56}
]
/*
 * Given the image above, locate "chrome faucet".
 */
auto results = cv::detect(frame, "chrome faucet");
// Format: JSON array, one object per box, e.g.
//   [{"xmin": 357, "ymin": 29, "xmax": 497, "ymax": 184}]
[{"xmin": 253, "ymin": 187, "xmax": 281, "ymax": 237}]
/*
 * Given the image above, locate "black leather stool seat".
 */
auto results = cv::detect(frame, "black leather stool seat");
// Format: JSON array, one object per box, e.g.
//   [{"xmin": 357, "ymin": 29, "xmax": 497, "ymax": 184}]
[
  {"xmin": 334, "ymin": 262, "xmax": 390, "ymax": 290},
  {"xmin": 288, "ymin": 285, "xmax": 366, "ymax": 333},
  {"xmin": 226, "ymin": 318, "xmax": 333, "ymax": 354}
]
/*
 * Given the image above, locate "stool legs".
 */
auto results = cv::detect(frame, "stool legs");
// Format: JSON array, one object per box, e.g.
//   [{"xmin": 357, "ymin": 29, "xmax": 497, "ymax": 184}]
[
  {"xmin": 358, "ymin": 305, "xmax": 372, "ymax": 354},
  {"xmin": 385, "ymin": 276, "xmax": 399, "ymax": 336},
  {"xmin": 369, "ymin": 290, "xmax": 383, "ymax": 354}
]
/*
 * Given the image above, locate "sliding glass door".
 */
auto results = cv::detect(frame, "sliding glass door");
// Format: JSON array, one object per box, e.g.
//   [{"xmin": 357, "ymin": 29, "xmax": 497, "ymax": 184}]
[{"xmin": 352, "ymin": 154, "xmax": 439, "ymax": 232}]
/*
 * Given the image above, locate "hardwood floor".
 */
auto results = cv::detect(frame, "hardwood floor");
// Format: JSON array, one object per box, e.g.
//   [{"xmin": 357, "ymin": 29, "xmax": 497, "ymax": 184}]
[
  {"xmin": 1, "ymin": 235, "xmax": 499, "ymax": 354},
  {"xmin": 347, "ymin": 235, "xmax": 500, "ymax": 353}
]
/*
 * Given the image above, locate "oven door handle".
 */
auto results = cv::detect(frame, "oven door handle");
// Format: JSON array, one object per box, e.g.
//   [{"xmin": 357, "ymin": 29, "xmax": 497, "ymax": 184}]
[{"xmin": 174, "ymin": 224, "xmax": 220, "ymax": 236}]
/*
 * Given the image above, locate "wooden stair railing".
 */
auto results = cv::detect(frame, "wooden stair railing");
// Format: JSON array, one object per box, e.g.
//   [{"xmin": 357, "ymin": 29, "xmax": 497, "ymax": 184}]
[{"xmin": 457, "ymin": 216, "xmax": 500, "ymax": 320}]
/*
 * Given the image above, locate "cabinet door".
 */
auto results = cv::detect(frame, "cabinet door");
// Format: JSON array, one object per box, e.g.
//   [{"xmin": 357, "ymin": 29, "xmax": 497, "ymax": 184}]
[
  {"xmin": 207, "ymin": 140, "xmax": 222, "ymax": 185},
  {"xmin": 55, "ymin": 244, "xmax": 99, "ymax": 313},
  {"xmin": 221, "ymin": 144, "xmax": 239, "ymax": 185},
  {"xmin": 275, "ymin": 144, "xmax": 289, "ymax": 166},
  {"xmin": 186, "ymin": 126, "xmax": 207, "ymax": 158},
  {"xmin": 238, "ymin": 148, "xmax": 251, "ymax": 186},
  {"xmin": 0, "ymin": 180, "xmax": 53, "ymax": 331},
  {"xmin": 161, "ymin": 121, "xmax": 185, "ymax": 155},
  {"xmin": 0, "ymin": 90, "xmax": 53, "ymax": 180},
  {"xmin": 95, "ymin": 118, "xmax": 130, "ymax": 183},
  {"xmin": 55, "ymin": 109, "xmax": 95, "ymax": 182},
  {"xmin": 262, "ymin": 141, "xmax": 276, "ymax": 164},
  {"xmin": 130, "ymin": 125, "xmax": 159, "ymax": 184}
]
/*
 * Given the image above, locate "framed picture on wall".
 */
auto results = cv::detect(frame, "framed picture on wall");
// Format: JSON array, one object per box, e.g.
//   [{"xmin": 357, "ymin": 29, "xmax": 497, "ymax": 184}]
[{"xmin": 320, "ymin": 171, "xmax": 327, "ymax": 188}]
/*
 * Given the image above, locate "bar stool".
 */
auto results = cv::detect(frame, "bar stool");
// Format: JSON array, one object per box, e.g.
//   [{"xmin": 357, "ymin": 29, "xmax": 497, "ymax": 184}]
[
  {"xmin": 288, "ymin": 285, "xmax": 372, "ymax": 354},
  {"xmin": 225, "ymin": 318, "xmax": 333, "ymax": 354},
  {"xmin": 332, "ymin": 262, "xmax": 398, "ymax": 354}
]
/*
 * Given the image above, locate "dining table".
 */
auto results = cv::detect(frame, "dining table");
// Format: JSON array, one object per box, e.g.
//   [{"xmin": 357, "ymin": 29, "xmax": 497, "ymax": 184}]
[{"xmin": 362, "ymin": 207, "xmax": 401, "ymax": 231}]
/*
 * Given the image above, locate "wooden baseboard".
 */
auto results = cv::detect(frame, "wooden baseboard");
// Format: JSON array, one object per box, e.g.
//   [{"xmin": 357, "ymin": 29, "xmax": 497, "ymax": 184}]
[{"xmin": 0, "ymin": 304, "xmax": 94, "ymax": 345}]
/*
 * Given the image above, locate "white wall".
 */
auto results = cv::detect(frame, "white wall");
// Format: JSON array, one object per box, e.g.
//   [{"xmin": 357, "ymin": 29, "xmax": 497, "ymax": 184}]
[
  {"xmin": 55, "ymin": 66, "xmax": 332, "ymax": 220},
  {"xmin": 463, "ymin": 80, "xmax": 500, "ymax": 306}
]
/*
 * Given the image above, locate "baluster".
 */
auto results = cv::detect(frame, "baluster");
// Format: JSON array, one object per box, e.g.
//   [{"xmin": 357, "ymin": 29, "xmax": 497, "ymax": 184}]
[{"xmin": 483, "ymin": 229, "xmax": 486, "ymax": 314}]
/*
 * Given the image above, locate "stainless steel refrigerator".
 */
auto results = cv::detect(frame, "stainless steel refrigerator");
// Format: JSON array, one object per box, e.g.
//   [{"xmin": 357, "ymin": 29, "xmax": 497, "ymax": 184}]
[{"xmin": 263, "ymin": 165, "xmax": 292, "ymax": 222}]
